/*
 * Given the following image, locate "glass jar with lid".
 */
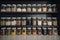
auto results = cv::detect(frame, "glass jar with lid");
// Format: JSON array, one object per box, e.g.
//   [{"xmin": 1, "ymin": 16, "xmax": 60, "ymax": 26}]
[
  {"xmin": 17, "ymin": 4, "xmax": 22, "ymax": 12},
  {"xmin": 27, "ymin": 17, "xmax": 31, "ymax": 25},
  {"xmin": 52, "ymin": 4, "xmax": 56, "ymax": 12},
  {"xmin": 22, "ymin": 27, "xmax": 26, "ymax": 35},
  {"xmin": 27, "ymin": 4, "xmax": 31, "ymax": 12},
  {"xmin": 22, "ymin": 4, "xmax": 26, "ymax": 12},
  {"xmin": 27, "ymin": 27, "xmax": 31, "ymax": 35}
]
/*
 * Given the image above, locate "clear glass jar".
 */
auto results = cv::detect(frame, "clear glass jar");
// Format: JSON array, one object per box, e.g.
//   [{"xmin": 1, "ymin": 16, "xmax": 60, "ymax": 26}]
[
  {"xmin": 47, "ymin": 17, "xmax": 52, "ymax": 26},
  {"xmin": 27, "ymin": 17, "xmax": 31, "ymax": 25},
  {"xmin": 22, "ymin": 4, "xmax": 26, "ymax": 12},
  {"xmin": 22, "ymin": 27, "xmax": 26, "ymax": 35},
  {"xmin": 37, "ymin": 4, "xmax": 42, "ymax": 12},
  {"xmin": 6, "ymin": 4, "xmax": 11, "ymax": 12},
  {"xmin": 16, "ymin": 27, "xmax": 21, "ymax": 35},
  {"xmin": 32, "ymin": 17, "xmax": 36, "ymax": 26},
  {"xmin": 52, "ymin": 4, "xmax": 56, "ymax": 12},
  {"xmin": 1, "ymin": 4, "xmax": 6, "ymax": 12},
  {"xmin": 16, "ymin": 17, "xmax": 21, "ymax": 26},
  {"xmin": 11, "ymin": 17, "xmax": 16, "ymax": 26},
  {"xmin": 6, "ymin": 17, "xmax": 11, "ymax": 26},
  {"xmin": 11, "ymin": 4, "xmax": 16, "ymax": 12},
  {"xmin": 32, "ymin": 4, "xmax": 37, "ymax": 12},
  {"xmin": 22, "ymin": 17, "xmax": 26, "ymax": 26},
  {"xmin": 17, "ymin": 4, "xmax": 22, "ymax": 12},
  {"xmin": 1, "ymin": 17, "xmax": 6, "ymax": 26},
  {"xmin": 27, "ymin": 27, "xmax": 31, "ymax": 35},
  {"xmin": 27, "ymin": 4, "xmax": 31, "ymax": 12}
]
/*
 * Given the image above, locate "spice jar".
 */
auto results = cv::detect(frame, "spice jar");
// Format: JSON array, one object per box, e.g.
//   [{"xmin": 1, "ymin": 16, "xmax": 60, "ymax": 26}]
[
  {"xmin": 11, "ymin": 17, "xmax": 16, "ymax": 26},
  {"xmin": 37, "ymin": 17, "xmax": 42, "ymax": 26},
  {"xmin": 1, "ymin": 4, "xmax": 6, "ymax": 12},
  {"xmin": 32, "ymin": 4, "xmax": 37, "ymax": 12},
  {"xmin": 32, "ymin": 17, "xmax": 36, "ymax": 26},
  {"xmin": 17, "ymin": 4, "xmax": 22, "ymax": 12},
  {"xmin": 47, "ymin": 4, "xmax": 52, "ymax": 12},
  {"xmin": 22, "ymin": 4, "xmax": 26, "ymax": 12},
  {"xmin": 52, "ymin": 17, "xmax": 57, "ymax": 26},
  {"xmin": 22, "ymin": 27, "xmax": 26, "ymax": 35},
  {"xmin": 37, "ymin": 27, "xmax": 42, "ymax": 35},
  {"xmin": 27, "ymin": 17, "xmax": 31, "ymax": 25},
  {"xmin": 47, "ymin": 17, "xmax": 52, "ymax": 26},
  {"xmin": 27, "ymin": 4, "xmax": 31, "ymax": 12},
  {"xmin": 48, "ymin": 27, "xmax": 53, "ymax": 35},
  {"xmin": 11, "ymin": 4, "xmax": 16, "ymax": 12},
  {"xmin": 1, "ymin": 17, "xmax": 6, "ymax": 26},
  {"xmin": 52, "ymin": 4, "xmax": 56, "ymax": 12},
  {"xmin": 16, "ymin": 17, "xmax": 21, "ymax": 26},
  {"xmin": 6, "ymin": 4, "xmax": 11, "ymax": 12},
  {"xmin": 42, "ymin": 4, "xmax": 47, "ymax": 12},
  {"xmin": 27, "ymin": 27, "xmax": 31, "ymax": 35},
  {"xmin": 42, "ymin": 17, "xmax": 47, "ymax": 26},
  {"xmin": 53, "ymin": 28, "xmax": 58, "ymax": 35},
  {"xmin": 0, "ymin": 28, "xmax": 3, "ymax": 35},
  {"xmin": 42, "ymin": 27, "xmax": 48, "ymax": 35},
  {"xmin": 32, "ymin": 27, "xmax": 37, "ymax": 35},
  {"xmin": 16, "ymin": 27, "xmax": 21, "ymax": 35},
  {"xmin": 6, "ymin": 17, "xmax": 11, "ymax": 26},
  {"xmin": 11, "ymin": 27, "xmax": 16, "ymax": 35},
  {"xmin": 37, "ymin": 4, "xmax": 42, "ymax": 12},
  {"xmin": 22, "ymin": 17, "xmax": 26, "ymax": 26}
]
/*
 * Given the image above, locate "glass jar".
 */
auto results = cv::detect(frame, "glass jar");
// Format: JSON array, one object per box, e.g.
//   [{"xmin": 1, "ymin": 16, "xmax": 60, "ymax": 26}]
[
  {"xmin": 37, "ymin": 4, "xmax": 42, "ymax": 12},
  {"xmin": 37, "ymin": 17, "xmax": 42, "ymax": 26},
  {"xmin": 32, "ymin": 17, "xmax": 36, "ymax": 26},
  {"xmin": 11, "ymin": 17, "xmax": 16, "ymax": 26},
  {"xmin": 11, "ymin": 4, "xmax": 16, "ymax": 12},
  {"xmin": 27, "ymin": 27, "xmax": 31, "ymax": 35},
  {"xmin": 22, "ymin": 17, "xmax": 26, "ymax": 26},
  {"xmin": 22, "ymin": 4, "xmax": 26, "ymax": 12},
  {"xmin": 1, "ymin": 4, "xmax": 6, "ymax": 12},
  {"xmin": 16, "ymin": 17, "xmax": 21, "ymax": 26},
  {"xmin": 42, "ymin": 4, "xmax": 47, "ymax": 12},
  {"xmin": 27, "ymin": 17, "xmax": 31, "ymax": 25},
  {"xmin": 52, "ymin": 4, "xmax": 56, "ymax": 12},
  {"xmin": 17, "ymin": 4, "xmax": 22, "ymax": 12},
  {"xmin": 11, "ymin": 27, "xmax": 16, "ymax": 35},
  {"xmin": 37, "ymin": 27, "xmax": 42, "ymax": 35},
  {"xmin": 6, "ymin": 17, "xmax": 11, "ymax": 26},
  {"xmin": 1, "ymin": 17, "xmax": 6, "ymax": 26},
  {"xmin": 52, "ymin": 17, "xmax": 57, "ymax": 26},
  {"xmin": 16, "ymin": 27, "xmax": 21, "ymax": 35},
  {"xmin": 32, "ymin": 4, "xmax": 37, "ymax": 12},
  {"xmin": 6, "ymin": 4, "xmax": 11, "ymax": 12},
  {"xmin": 47, "ymin": 4, "xmax": 52, "ymax": 12},
  {"xmin": 27, "ymin": 4, "xmax": 31, "ymax": 12},
  {"xmin": 47, "ymin": 17, "xmax": 52, "ymax": 26},
  {"xmin": 22, "ymin": 27, "xmax": 26, "ymax": 35}
]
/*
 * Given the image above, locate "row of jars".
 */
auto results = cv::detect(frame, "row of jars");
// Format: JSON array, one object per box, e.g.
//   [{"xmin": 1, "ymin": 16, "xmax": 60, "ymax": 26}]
[
  {"xmin": 1, "ymin": 4, "xmax": 56, "ymax": 12},
  {"xmin": 0, "ymin": 17, "xmax": 57, "ymax": 26},
  {"xmin": 0, "ymin": 27, "xmax": 58, "ymax": 35}
]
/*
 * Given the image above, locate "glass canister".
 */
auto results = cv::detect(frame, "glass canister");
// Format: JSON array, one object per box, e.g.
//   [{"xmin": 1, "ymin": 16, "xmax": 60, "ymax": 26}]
[
  {"xmin": 22, "ymin": 4, "xmax": 26, "ymax": 12},
  {"xmin": 27, "ymin": 27, "xmax": 31, "ymax": 35},
  {"xmin": 27, "ymin": 4, "xmax": 31, "ymax": 12},
  {"xmin": 22, "ymin": 27, "xmax": 26, "ymax": 35}
]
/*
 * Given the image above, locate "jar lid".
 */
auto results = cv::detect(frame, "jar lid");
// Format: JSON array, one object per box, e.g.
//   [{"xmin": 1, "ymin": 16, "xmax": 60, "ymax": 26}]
[
  {"xmin": 42, "ymin": 17, "xmax": 46, "ymax": 19},
  {"xmin": 47, "ymin": 4, "xmax": 52, "ymax": 7},
  {"xmin": 1, "ymin": 27, "xmax": 6, "ymax": 29},
  {"xmin": 48, "ymin": 28, "xmax": 52, "ymax": 29},
  {"xmin": 27, "ymin": 27, "xmax": 31, "ymax": 29},
  {"xmin": 22, "ymin": 17, "xmax": 26, "ymax": 19},
  {"xmin": 7, "ymin": 17, "xmax": 11, "ymax": 19},
  {"xmin": 12, "ymin": 27, "xmax": 16, "ymax": 29},
  {"xmin": 1, "ymin": 4, "xmax": 6, "ymax": 7},
  {"xmin": 12, "ymin": 17, "xmax": 16, "ymax": 19},
  {"xmin": 33, "ymin": 28, "xmax": 36, "ymax": 29},
  {"xmin": 52, "ymin": 4, "xmax": 56, "ymax": 7},
  {"xmin": 37, "ymin": 4, "xmax": 41, "ymax": 6},
  {"xmin": 27, "ymin": 4, "xmax": 31, "ymax": 6},
  {"xmin": 32, "ymin": 17, "xmax": 36, "ymax": 19},
  {"xmin": 52, "ymin": 17, "xmax": 57, "ymax": 19},
  {"xmin": 17, "ymin": 27, "xmax": 21, "ymax": 29},
  {"xmin": 17, "ymin": 4, "xmax": 22, "ymax": 7},
  {"xmin": 12, "ymin": 4, "xmax": 16, "ymax": 6},
  {"xmin": 23, "ymin": 4, "xmax": 26, "ymax": 7},
  {"xmin": 27, "ymin": 17, "xmax": 31, "ymax": 19},
  {"xmin": 17, "ymin": 17, "xmax": 21, "ymax": 19},
  {"xmin": 32, "ymin": 4, "xmax": 36, "ymax": 6},
  {"xmin": 23, "ymin": 28, "xmax": 26, "ymax": 29},
  {"xmin": 42, "ymin": 4, "xmax": 46, "ymax": 6},
  {"xmin": 47, "ymin": 17, "xmax": 51, "ymax": 19},
  {"xmin": 43, "ymin": 28, "xmax": 47, "ymax": 29},
  {"xmin": 38, "ymin": 27, "xmax": 41, "ymax": 29},
  {"xmin": 7, "ymin": 4, "xmax": 11, "ymax": 6},
  {"xmin": 7, "ymin": 27, "xmax": 11, "ymax": 29},
  {"xmin": 38, "ymin": 17, "xmax": 41, "ymax": 19},
  {"xmin": 1, "ymin": 17, "xmax": 6, "ymax": 19}
]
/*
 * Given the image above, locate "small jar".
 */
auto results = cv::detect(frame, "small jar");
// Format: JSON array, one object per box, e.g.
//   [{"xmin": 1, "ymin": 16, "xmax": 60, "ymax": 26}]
[
  {"xmin": 37, "ymin": 27, "xmax": 42, "ymax": 35},
  {"xmin": 48, "ymin": 27, "xmax": 53, "ymax": 35},
  {"xmin": 1, "ymin": 17, "xmax": 6, "ymax": 26},
  {"xmin": 47, "ymin": 17, "xmax": 52, "ymax": 26},
  {"xmin": 27, "ymin": 27, "xmax": 31, "ymax": 35},
  {"xmin": 17, "ymin": 4, "xmax": 22, "ymax": 12},
  {"xmin": 32, "ymin": 4, "xmax": 37, "ymax": 12},
  {"xmin": 6, "ymin": 4, "xmax": 11, "ymax": 12},
  {"xmin": 22, "ymin": 4, "xmax": 26, "ymax": 12},
  {"xmin": 27, "ymin": 17, "xmax": 31, "ymax": 25},
  {"xmin": 47, "ymin": 4, "xmax": 52, "ymax": 12},
  {"xmin": 1, "ymin": 4, "xmax": 6, "ymax": 12},
  {"xmin": 27, "ymin": 4, "xmax": 31, "ymax": 12},
  {"xmin": 6, "ymin": 17, "xmax": 11, "ymax": 26},
  {"xmin": 22, "ymin": 27, "xmax": 26, "ymax": 35},
  {"xmin": 11, "ymin": 4, "xmax": 16, "ymax": 12},
  {"xmin": 42, "ymin": 4, "xmax": 47, "ymax": 12},
  {"xmin": 52, "ymin": 4, "xmax": 56, "ymax": 12},
  {"xmin": 16, "ymin": 27, "xmax": 21, "ymax": 35},
  {"xmin": 22, "ymin": 17, "xmax": 26, "ymax": 26},
  {"xmin": 52, "ymin": 17, "xmax": 57, "ymax": 26},
  {"xmin": 37, "ymin": 17, "xmax": 42, "ymax": 26},
  {"xmin": 11, "ymin": 27, "xmax": 16, "ymax": 35},
  {"xmin": 37, "ymin": 4, "xmax": 42, "ymax": 12},
  {"xmin": 11, "ymin": 17, "xmax": 16, "ymax": 26},
  {"xmin": 16, "ymin": 17, "xmax": 21, "ymax": 26},
  {"xmin": 32, "ymin": 17, "xmax": 36, "ymax": 26}
]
